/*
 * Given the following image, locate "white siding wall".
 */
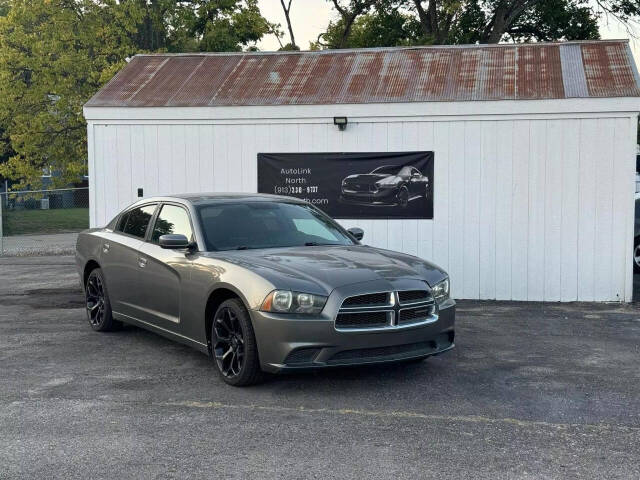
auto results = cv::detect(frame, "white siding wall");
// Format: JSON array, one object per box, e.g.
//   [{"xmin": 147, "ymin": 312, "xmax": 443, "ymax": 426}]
[{"xmin": 88, "ymin": 116, "xmax": 636, "ymax": 301}]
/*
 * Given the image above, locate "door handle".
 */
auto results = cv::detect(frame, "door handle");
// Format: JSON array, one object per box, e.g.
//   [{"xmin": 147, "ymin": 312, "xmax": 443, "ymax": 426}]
[
  {"xmin": 102, "ymin": 243, "xmax": 110, "ymax": 253},
  {"xmin": 138, "ymin": 257, "xmax": 147, "ymax": 268}
]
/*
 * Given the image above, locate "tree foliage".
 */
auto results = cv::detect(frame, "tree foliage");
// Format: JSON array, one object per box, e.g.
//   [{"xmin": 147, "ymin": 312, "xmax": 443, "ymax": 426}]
[
  {"xmin": 0, "ymin": 0, "xmax": 142, "ymax": 188},
  {"xmin": 317, "ymin": 0, "xmax": 637, "ymax": 48},
  {"xmin": 0, "ymin": 0, "xmax": 272, "ymax": 188},
  {"xmin": 1, "ymin": 0, "xmax": 639, "ymax": 187},
  {"xmin": 318, "ymin": 3, "xmax": 422, "ymax": 48}
]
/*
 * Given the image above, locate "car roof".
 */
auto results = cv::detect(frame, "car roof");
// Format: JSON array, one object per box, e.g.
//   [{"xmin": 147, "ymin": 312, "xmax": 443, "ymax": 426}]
[{"xmin": 133, "ymin": 192, "xmax": 306, "ymax": 207}]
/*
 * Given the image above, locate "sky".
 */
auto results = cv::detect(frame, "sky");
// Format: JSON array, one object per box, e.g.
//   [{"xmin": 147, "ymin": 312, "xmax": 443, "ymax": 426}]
[{"xmin": 256, "ymin": 0, "xmax": 640, "ymax": 63}]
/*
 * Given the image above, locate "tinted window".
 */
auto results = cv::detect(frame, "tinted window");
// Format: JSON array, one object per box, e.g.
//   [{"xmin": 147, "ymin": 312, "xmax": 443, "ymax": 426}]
[
  {"xmin": 197, "ymin": 201, "xmax": 355, "ymax": 251},
  {"xmin": 371, "ymin": 165, "xmax": 402, "ymax": 175},
  {"xmin": 115, "ymin": 212, "xmax": 130, "ymax": 233},
  {"xmin": 151, "ymin": 205, "xmax": 193, "ymax": 243},
  {"xmin": 121, "ymin": 205, "xmax": 156, "ymax": 239}
]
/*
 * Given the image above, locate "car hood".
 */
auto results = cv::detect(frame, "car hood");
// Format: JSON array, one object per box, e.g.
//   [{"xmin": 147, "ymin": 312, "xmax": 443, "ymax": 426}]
[
  {"xmin": 343, "ymin": 174, "xmax": 391, "ymax": 185},
  {"xmin": 203, "ymin": 245, "xmax": 448, "ymax": 295}
]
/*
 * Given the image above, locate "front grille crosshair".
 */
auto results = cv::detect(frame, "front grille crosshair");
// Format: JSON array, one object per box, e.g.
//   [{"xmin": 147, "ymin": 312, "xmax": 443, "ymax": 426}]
[
  {"xmin": 398, "ymin": 290, "xmax": 431, "ymax": 304},
  {"xmin": 335, "ymin": 290, "xmax": 436, "ymax": 331},
  {"xmin": 341, "ymin": 292, "xmax": 390, "ymax": 307},
  {"xmin": 335, "ymin": 311, "xmax": 390, "ymax": 329}
]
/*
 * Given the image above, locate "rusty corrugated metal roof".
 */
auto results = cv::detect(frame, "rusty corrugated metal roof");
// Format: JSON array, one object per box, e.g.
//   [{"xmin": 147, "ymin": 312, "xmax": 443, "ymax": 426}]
[{"xmin": 85, "ymin": 41, "xmax": 640, "ymax": 108}]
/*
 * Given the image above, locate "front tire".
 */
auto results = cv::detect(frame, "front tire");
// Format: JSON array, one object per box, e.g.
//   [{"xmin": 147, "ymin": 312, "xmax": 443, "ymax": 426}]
[
  {"xmin": 85, "ymin": 268, "xmax": 120, "ymax": 332},
  {"xmin": 211, "ymin": 298, "xmax": 263, "ymax": 386},
  {"xmin": 634, "ymin": 236, "xmax": 640, "ymax": 273},
  {"xmin": 397, "ymin": 187, "xmax": 409, "ymax": 208}
]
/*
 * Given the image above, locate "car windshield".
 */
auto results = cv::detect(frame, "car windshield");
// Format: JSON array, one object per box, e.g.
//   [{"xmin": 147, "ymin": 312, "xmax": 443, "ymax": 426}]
[
  {"xmin": 196, "ymin": 201, "xmax": 357, "ymax": 251},
  {"xmin": 371, "ymin": 165, "xmax": 402, "ymax": 175}
]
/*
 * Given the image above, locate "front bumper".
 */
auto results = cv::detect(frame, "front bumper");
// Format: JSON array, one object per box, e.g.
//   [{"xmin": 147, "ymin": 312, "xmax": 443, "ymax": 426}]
[
  {"xmin": 250, "ymin": 291, "xmax": 455, "ymax": 374},
  {"xmin": 340, "ymin": 187, "xmax": 399, "ymax": 206}
]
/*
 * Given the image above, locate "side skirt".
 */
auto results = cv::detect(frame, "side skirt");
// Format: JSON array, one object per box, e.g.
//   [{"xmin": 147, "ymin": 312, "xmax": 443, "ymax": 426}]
[{"xmin": 113, "ymin": 311, "xmax": 209, "ymax": 355}]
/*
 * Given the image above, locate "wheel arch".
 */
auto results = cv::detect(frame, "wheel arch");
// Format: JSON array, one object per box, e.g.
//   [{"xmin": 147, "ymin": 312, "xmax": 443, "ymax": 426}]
[
  {"xmin": 204, "ymin": 285, "xmax": 252, "ymax": 354},
  {"xmin": 83, "ymin": 259, "xmax": 101, "ymax": 287}
]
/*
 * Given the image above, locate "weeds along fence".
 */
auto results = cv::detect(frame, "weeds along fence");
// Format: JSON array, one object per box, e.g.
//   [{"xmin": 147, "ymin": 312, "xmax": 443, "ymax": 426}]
[{"xmin": 0, "ymin": 187, "xmax": 89, "ymax": 256}]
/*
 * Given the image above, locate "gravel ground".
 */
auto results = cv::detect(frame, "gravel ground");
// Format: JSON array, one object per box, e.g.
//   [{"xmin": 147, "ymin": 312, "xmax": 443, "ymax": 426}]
[{"xmin": 1, "ymin": 256, "xmax": 639, "ymax": 479}]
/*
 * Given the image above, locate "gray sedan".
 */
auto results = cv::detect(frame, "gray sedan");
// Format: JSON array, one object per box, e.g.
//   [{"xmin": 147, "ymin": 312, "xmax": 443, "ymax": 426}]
[{"xmin": 76, "ymin": 194, "xmax": 455, "ymax": 386}]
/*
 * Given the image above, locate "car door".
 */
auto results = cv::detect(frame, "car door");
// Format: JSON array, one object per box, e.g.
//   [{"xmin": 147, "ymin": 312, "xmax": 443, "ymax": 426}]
[
  {"xmin": 136, "ymin": 203, "xmax": 195, "ymax": 333},
  {"xmin": 100, "ymin": 203, "xmax": 157, "ymax": 319}
]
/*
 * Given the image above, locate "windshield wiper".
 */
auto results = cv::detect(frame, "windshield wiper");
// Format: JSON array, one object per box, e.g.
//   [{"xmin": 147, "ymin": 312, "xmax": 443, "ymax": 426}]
[
  {"xmin": 236, "ymin": 246, "xmax": 249, "ymax": 250},
  {"xmin": 304, "ymin": 242, "xmax": 340, "ymax": 246}
]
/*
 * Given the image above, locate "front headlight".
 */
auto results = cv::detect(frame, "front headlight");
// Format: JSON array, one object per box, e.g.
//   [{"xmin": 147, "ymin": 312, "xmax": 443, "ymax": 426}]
[
  {"xmin": 431, "ymin": 278, "xmax": 449, "ymax": 303},
  {"xmin": 260, "ymin": 290, "xmax": 328, "ymax": 315}
]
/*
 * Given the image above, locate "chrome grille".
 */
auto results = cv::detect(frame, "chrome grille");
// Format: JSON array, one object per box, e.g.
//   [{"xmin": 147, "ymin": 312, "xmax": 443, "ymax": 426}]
[
  {"xmin": 398, "ymin": 290, "xmax": 431, "ymax": 304},
  {"xmin": 398, "ymin": 305, "xmax": 434, "ymax": 325},
  {"xmin": 335, "ymin": 311, "xmax": 390, "ymax": 329},
  {"xmin": 342, "ymin": 292, "xmax": 390, "ymax": 307},
  {"xmin": 335, "ymin": 289, "xmax": 437, "ymax": 331}
]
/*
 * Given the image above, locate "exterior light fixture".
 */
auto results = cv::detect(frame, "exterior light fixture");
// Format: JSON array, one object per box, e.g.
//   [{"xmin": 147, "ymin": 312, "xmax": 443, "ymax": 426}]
[{"xmin": 333, "ymin": 116, "xmax": 348, "ymax": 131}]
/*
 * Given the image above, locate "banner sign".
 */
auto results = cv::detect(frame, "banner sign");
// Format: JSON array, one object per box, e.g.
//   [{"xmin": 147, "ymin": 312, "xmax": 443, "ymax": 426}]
[{"xmin": 257, "ymin": 151, "xmax": 434, "ymax": 219}]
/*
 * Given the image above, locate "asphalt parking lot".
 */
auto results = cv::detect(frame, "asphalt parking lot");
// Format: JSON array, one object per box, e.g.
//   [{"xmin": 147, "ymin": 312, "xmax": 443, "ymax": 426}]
[{"xmin": 1, "ymin": 256, "xmax": 639, "ymax": 479}]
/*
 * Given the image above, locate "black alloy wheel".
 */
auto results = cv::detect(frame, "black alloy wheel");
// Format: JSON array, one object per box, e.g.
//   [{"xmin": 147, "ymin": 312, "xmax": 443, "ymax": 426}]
[
  {"xmin": 85, "ymin": 268, "xmax": 119, "ymax": 331},
  {"xmin": 213, "ymin": 306, "xmax": 245, "ymax": 378},
  {"xmin": 211, "ymin": 298, "xmax": 263, "ymax": 386}
]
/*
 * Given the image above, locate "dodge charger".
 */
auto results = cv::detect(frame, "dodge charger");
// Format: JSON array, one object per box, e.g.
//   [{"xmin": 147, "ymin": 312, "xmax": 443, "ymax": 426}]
[{"xmin": 76, "ymin": 194, "xmax": 455, "ymax": 386}]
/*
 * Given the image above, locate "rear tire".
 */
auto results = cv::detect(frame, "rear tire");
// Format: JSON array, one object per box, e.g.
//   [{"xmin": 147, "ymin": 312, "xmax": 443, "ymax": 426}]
[
  {"xmin": 211, "ymin": 298, "xmax": 264, "ymax": 386},
  {"xmin": 85, "ymin": 267, "xmax": 120, "ymax": 332},
  {"xmin": 634, "ymin": 237, "xmax": 640, "ymax": 274}
]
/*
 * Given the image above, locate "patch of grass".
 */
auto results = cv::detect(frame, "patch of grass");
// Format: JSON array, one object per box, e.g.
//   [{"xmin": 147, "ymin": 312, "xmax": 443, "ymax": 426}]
[{"xmin": 2, "ymin": 208, "xmax": 89, "ymax": 236}]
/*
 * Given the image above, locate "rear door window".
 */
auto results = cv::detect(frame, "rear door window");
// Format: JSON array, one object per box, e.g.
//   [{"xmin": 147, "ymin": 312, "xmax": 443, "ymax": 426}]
[
  {"xmin": 115, "ymin": 212, "xmax": 130, "ymax": 233},
  {"xmin": 120, "ymin": 205, "xmax": 156, "ymax": 239}
]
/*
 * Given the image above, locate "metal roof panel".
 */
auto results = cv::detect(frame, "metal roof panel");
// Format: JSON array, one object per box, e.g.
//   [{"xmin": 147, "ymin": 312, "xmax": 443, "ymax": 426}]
[{"xmin": 85, "ymin": 41, "xmax": 640, "ymax": 108}]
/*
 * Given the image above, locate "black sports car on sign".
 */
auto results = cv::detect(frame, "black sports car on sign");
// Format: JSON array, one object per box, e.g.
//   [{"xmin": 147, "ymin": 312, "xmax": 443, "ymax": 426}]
[{"xmin": 340, "ymin": 165, "xmax": 429, "ymax": 208}]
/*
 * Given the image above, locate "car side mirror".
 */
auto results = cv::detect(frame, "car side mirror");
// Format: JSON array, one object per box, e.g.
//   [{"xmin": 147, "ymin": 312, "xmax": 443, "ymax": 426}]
[
  {"xmin": 159, "ymin": 234, "xmax": 192, "ymax": 250},
  {"xmin": 347, "ymin": 227, "xmax": 364, "ymax": 241}
]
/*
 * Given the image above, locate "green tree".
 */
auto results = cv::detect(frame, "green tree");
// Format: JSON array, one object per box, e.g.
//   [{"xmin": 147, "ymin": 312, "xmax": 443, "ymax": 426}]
[
  {"xmin": 0, "ymin": 0, "xmax": 11, "ymax": 180},
  {"xmin": 0, "ymin": 0, "xmax": 273, "ymax": 188},
  {"xmin": 0, "ymin": 0, "xmax": 9, "ymax": 17},
  {"xmin": 318, "ymin": 0, "xmax": 637, "ymax": 48},
  {"xmin": 0, "ymin": 0, "xmax": 142, "ymax": 188},
  {"xmin": 318, "ymin": 5, "xmax": 423, "ymax": 48},
  {"xmin": 167, "ymin": 0, "xmax": 273, "ymax": 52}
]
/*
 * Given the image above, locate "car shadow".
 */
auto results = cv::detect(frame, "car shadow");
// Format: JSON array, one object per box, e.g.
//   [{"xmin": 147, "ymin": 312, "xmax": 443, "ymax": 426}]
[
  {"xmin": 267, "ymin": 360, "xmax": 433, "ymax": 384},
  {"xmin": 115, "ymin": 323, "xmax": 442, "ymax": 388}
]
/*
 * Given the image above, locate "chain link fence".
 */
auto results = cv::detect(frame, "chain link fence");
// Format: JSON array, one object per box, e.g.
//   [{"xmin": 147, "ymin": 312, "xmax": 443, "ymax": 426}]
[{"xmin": 0, "ymin": 187, "xmax": 89, "ymax": 256}]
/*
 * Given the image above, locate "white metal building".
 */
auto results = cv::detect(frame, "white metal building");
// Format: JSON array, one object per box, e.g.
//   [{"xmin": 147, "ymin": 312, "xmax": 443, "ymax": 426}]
[{"xmin": 84, "ymin": 40, "xmax": 640, "ymax": 301}]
